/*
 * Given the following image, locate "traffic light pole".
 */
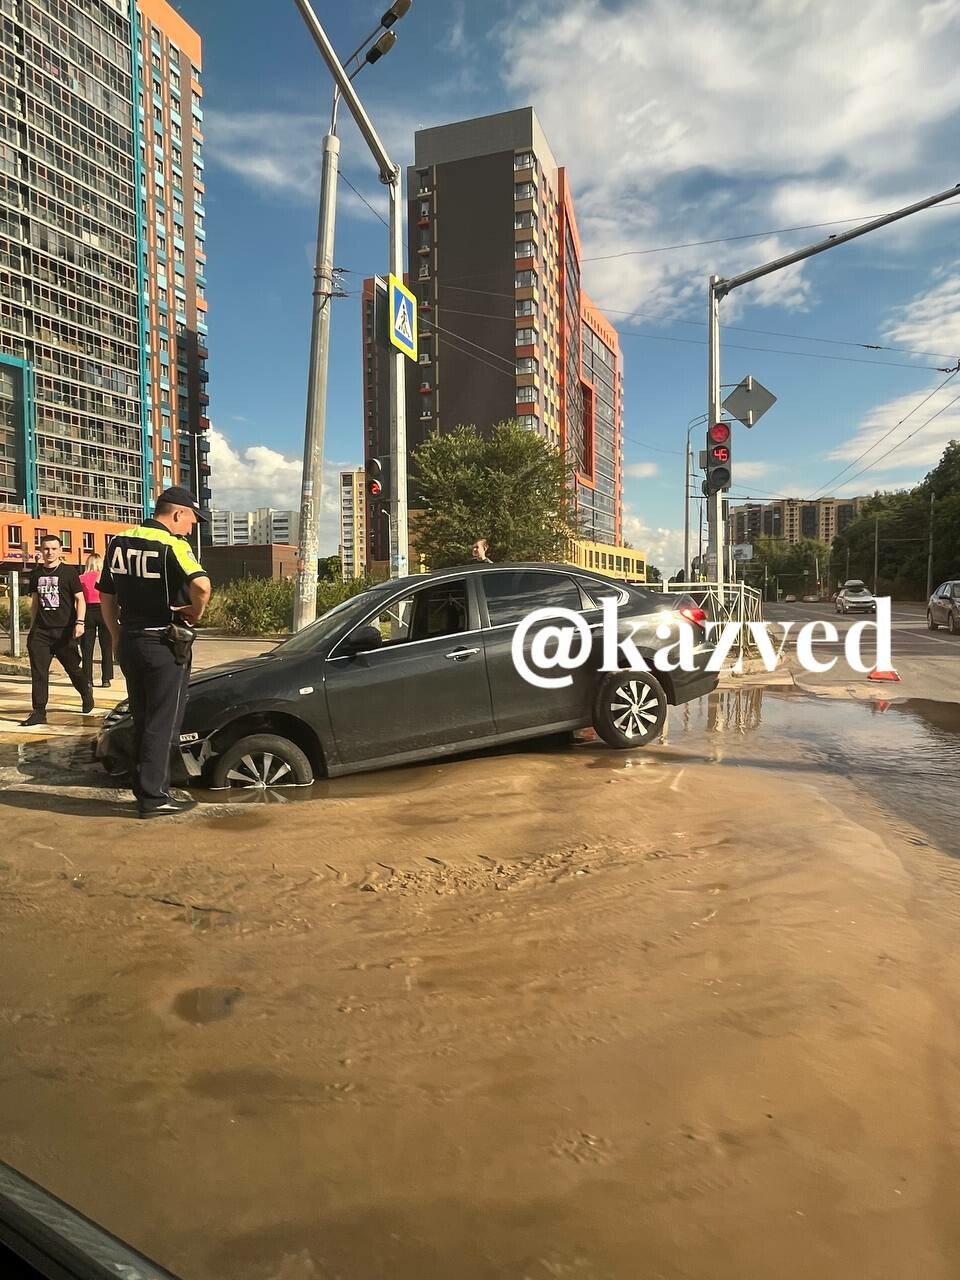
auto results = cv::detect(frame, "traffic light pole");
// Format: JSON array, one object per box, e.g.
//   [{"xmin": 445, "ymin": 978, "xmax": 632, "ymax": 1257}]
[
  {"xmin": 388, "ymin": 177, "xmax": 409, "ymax": 579},
  {"xmin": 707, "ymin": 276, "xmax": 724, "ymax": 592},
  {"xmin": 705, "ymin": 180, "xmax": 959, "ymax": 596}
]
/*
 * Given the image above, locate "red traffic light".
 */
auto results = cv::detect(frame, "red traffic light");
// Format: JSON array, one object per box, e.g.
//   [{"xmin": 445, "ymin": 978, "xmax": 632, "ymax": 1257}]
[
  {"xmin": 708, "ymin": 422, "xmax": 730, "ymax": 445},
  {"xmin": 368, "ymin": 480, "xmax": 383, "ymax": 498},
  {"xmin": 710, "ymin": 444, "xmax": 730, "ymax": 464}
]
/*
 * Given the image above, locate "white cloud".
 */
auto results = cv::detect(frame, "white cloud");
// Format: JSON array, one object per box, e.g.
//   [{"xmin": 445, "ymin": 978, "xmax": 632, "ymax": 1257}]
[
  {"xmin": 734, "ymin": 461, "xmax": 779, "ymax": 480},
  {"xmin": 499, "ymin": 0, "xmax": 960, "ymax": 318},
  {"xmin": 823, "ymin": 379, "xmax": 960, "ymax": 473},
  {"xmin": 622, "ymin": 507, "xmax": 685, "ymax": 576},
  {"xmin": 884, "ymin": 264, "xmax": 960, "ymax": 357},
  {"xmin": 207, "ymin": 428, "xmax": 350, "ymax": 555},
  {"xmin": 624, "ymin": 461, "xmax": 658, "ymax": 478}
]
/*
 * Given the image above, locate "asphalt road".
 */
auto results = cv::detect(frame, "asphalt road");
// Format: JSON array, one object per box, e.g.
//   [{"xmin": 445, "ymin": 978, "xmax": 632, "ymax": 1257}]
[{"xmin": 763, "ymin": 599, "xmax": 960, "ymax": 700}]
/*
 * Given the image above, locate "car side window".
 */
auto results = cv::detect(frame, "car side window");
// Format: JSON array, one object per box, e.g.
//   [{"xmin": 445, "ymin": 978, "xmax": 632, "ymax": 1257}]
[
  {"xmin": 482, "ymin": 570, "xmax": 585, "ymax": 626},
  {"xmin": 363, "ymin": 581, "xmax": 469, "ymax": 647}
]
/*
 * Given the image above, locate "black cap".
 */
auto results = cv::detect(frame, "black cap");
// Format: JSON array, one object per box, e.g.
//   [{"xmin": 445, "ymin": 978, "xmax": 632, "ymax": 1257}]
[{"xmin": 155, "ymin": 485, "xmax": 209, "ymax": 522}]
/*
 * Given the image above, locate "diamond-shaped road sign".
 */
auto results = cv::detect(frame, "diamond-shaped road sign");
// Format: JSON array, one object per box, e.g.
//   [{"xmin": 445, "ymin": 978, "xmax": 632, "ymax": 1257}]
[{"xmin": 722, "ymin": 375, "xmax": 777, "ymax": 428}]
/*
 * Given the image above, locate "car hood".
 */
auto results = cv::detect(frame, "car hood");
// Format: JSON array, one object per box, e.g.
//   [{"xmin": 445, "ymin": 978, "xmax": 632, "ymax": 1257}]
[{"xmin": 188, "ymin": 654, "xmax": 276, "ymax": 688}]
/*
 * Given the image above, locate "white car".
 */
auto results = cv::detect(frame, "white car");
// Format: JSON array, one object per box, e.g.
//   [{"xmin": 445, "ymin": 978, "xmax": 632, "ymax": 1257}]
[{"xmin": 836, "ymin": 580, "xmax": 876, "ymax": 614}]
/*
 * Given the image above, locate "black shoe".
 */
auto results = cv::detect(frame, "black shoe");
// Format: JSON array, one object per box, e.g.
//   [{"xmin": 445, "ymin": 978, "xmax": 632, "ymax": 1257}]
[
  {"xmin": 138, "ymin": 797, "xmax": 197, "ymax": 819},
  {"xmin": 20, "ymin": 711, "xmax": 47, "ymax": 727},
  {"xmin": 81, "ymin": 697, "xmax": 95, "ymax": 715}
]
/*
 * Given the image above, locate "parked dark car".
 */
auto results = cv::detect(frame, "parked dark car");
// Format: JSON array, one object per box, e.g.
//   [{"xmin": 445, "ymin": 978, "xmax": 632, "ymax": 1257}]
[
  {"xmin": 927, "ymin": 579, "xmax": 960, "ymax": 633},
  {"xmin": 96, "ymin": 564, "xmax": 719, "ymax": 791}
]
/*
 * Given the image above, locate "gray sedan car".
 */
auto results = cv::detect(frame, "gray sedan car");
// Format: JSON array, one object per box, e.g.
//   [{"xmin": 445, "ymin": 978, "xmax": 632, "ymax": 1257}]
[{"xmin": 927, "ymin": 580, "xmax": 959, "ymax": 633}]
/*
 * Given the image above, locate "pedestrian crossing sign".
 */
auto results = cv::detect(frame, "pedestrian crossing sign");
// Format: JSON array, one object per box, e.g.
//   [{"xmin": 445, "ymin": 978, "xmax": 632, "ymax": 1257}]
[{"xmin": 388, "ymin": 274, "xmax": 417, "ymax": 360}]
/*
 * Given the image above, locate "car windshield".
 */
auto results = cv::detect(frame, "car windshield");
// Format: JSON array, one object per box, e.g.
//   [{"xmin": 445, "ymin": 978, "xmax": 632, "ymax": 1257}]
[{"xmin": 270, "ymin": 583, "xmax": 398, "ymax": 656}]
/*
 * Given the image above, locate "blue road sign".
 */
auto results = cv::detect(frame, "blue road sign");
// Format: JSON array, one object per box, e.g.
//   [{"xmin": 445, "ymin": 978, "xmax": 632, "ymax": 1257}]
[{"xmin": 388, "ymin": 274, "xmax": 417, "ymax": 360}]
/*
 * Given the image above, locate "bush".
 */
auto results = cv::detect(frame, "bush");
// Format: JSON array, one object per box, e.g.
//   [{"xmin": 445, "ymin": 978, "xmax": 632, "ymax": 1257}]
[
  {"xmin": 200, "ymin": 574, "xmax": 374, "ymax": 636},
  {"xmin": 0, "ymin": 595, "xmax": 32, "ymax": 632}
]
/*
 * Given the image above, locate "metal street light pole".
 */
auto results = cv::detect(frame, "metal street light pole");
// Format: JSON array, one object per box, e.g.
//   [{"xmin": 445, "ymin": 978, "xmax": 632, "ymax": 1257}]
[
  {"xmin": 291, "ymin": 2, "xmax": 411, "ymax": 630},
  {"xmin": 706, "ymin": 180, "xmax": 959, "ymax": 601},
  {"xmin": 926, "ymin": 489, "xmax": 935, "ymax": 599},
  {"xmin": 683, "ymin": 412, "xmax": 707, "ymax": 580}
]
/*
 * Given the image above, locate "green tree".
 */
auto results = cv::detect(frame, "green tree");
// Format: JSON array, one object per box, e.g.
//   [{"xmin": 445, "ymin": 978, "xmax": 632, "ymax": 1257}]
[
  {"xmin": 413, "ymin": 420, "xmax": 579, "ymax": 568},
  {"xmin": 646, "ymin": 564, "xmax": 663, "ymax": 583}
]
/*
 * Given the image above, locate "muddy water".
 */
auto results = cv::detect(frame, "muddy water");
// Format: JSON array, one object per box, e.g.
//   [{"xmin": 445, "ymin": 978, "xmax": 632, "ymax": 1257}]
[{"xmin": 1, "ymin": 693, "xmax": 960, "ymax": 1279}]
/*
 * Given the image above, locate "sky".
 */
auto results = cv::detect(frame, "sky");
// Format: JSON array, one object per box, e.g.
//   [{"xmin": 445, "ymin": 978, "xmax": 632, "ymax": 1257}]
[{"xmin": 173, "ymin": 0, "xmax": 960, "ymax": 571}]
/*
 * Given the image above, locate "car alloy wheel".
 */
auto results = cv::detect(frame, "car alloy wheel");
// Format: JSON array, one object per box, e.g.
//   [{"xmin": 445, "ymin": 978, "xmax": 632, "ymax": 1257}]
[
  {"xmin": 594, "ymin": 671, "xmax": 668, "ymax": 749},
  {"xmin": 927, "ymin": 611, "xmax": 939, "ymax": 631},
  {"xmin": 208, "ymin": 733, "xmax": 314, "ymax": 791},
  {"xmin": 949, "ymin": 612, "xmax": 959, "ymax": 636}
]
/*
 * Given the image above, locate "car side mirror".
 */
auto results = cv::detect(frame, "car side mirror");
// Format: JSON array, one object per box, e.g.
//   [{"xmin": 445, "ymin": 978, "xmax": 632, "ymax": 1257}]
[{"xmin": 341, "ymin": 625, "xmax": 382, "ymax": 656}]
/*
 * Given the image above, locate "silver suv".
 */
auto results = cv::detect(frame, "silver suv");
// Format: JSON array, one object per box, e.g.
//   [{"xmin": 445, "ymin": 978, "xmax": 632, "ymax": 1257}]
[{"xmin": 835, "ymin": 580, "xmax": 876, "ymax": 614}]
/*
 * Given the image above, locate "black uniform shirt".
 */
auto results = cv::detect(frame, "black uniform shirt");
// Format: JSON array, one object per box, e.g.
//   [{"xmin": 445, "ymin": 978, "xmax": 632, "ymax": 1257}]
[{"xmin": 99, "ymin": 520, "xmax": 206, "ymax": 630}]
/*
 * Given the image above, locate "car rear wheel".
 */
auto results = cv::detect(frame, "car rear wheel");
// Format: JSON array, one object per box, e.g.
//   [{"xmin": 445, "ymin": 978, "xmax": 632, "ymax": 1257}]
[
  {"xmin": 594, "ymin": 671, "xmax": 667, "ymax": 749},
  {"xmin": 927, "ymin": 611, "xmax": 939, "ymax": 631},
  {"xmin": 208, "ymin": 733, "xmax": 314, "ymax": 791},
  {"xmin": 949, "ymin": 612, "xmax": 959, "ymax": 636}
]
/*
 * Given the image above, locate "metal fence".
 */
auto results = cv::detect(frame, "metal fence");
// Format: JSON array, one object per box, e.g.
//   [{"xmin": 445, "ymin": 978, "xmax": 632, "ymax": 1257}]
[
  {"xmin": 660, "ymin": 579, "xmax": 765, "ymax": 653},
  {"xmin": 0, "ymin": 568, "xmax": 22, "ymax": 658}
]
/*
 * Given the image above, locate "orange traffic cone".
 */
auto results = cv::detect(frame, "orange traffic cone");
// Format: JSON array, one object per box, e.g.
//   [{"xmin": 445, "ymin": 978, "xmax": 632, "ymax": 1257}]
[
  {"xmin": 873, "ymin": 699, "xmax": 891, "ymax": 712},
  {"xmin": 868, "ymin": 668, "xmax": 900, "ymax": 682}
]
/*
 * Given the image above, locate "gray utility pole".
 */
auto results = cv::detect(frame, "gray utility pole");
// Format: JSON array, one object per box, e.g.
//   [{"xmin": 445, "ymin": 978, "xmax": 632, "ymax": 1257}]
[
  {"xmin": 926, "ymin": 490, "xmax": 935, "ymax": 599},
  {"xmin": 683, "ymin": 413, "xmax": 706, "ymax": 579},
  {"xmin": 873, "ymin": 516, "xmax": 880, "ymax": 595},
  {"xmin": 706, "ymin": 181, "xmax": 960, "ymax": 595},
  {"xmin": 292, "ymin": 125, "xmax": 340, "ymax": 632},
  {"xmin": 292, "ymin": 1, "xmax": 411, "ymax": 630}
]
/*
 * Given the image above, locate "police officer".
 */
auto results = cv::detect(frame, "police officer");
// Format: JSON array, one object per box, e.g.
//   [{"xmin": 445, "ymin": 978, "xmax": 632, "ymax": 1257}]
[{"xmin": 99, "ymin": 487, "xmax": 212, "ymax": 818}]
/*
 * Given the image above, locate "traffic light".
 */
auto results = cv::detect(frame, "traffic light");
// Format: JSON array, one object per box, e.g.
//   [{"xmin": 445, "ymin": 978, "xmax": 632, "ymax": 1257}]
[
  {"xmin": 366, "ymin": 456, "xmax": 389, "ymax": 508},
  {"xmin": 705, "ymin": 421, "xmax": 732, "ymax": 494}
]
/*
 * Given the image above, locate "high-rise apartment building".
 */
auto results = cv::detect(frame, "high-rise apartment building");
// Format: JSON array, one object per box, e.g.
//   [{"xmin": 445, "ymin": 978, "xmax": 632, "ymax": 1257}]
[
  {"xmin": 135, "ymin": 0, "xmax": 210, "ymax": 515},
  {"xmin": 362, "ymin": 109, "xmax": 625, "ymax": 563},
  {"xmin": 339, "ymin": 467, "xmax": 366, "ymax": 579},
  {"xmin": 729, "ymin": 497, "xmax": 868, "ymax": 546},
  {"xmin": 0, "ymin": 0, "xmax": 208, "ymax": 552},
  {"xmin": 209, "ymin": 507, "xmax": 298, "ymax": 547}
]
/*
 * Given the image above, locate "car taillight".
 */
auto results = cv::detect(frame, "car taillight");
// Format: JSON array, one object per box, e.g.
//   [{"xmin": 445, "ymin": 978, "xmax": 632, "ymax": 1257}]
[{"xmin": 678, "ymin": 605, "xmax": 707, "ymax": 628}]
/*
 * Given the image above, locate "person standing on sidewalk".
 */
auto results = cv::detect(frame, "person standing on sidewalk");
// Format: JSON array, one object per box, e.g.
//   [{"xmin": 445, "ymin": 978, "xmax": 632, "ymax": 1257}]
[
  {"xmin": 20, "ymin": 535, "xmax": 93, "ymax": 727},
  {"xmin": 99, "ymin": 487, "xmax": 211, "ymax": 819},
  {"xmin": 79, "ymin": 553, "xmax": 114, "ymax": 690}
]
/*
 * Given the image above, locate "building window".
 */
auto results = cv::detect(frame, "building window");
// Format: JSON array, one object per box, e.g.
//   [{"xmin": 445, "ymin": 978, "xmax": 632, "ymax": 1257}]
[
  {"xmin": 514, "ymin": 211, "xmax": 534, "ymax": 230},
  {"xmin": 8, "ymin": 525, "xmax": 21, "ymax": 546},
  {"xmin": 515, "ymin": 182, "xmax": 535, "ymax": 200},
  {"xmin": 82, "ymin": 532, "xmax": 94, "ymax": 553},
  {"xmin": 515, "ymin": 241, "xmax": 535, "ymax": 259},
  {"xmin": 516, "ymin": 328, "xmax": 536, "ymax": 346},
  {"xmin": 516, "ymin": 299, "xmax": 535, "ymax": 317},
  {"xmin": 34, "ymin": 528, "xmax": 47, "ymax": 548},
  {"xmin": 516, "ymin": 357, "xmax": 538, "ymax": 374},
  {"xmin": 60, "ymin": 530, "xmax": 72, "ymax": 550},
  {"xmin": 514, "ymin": 152, "xmax": 535, "ymax": 170},
  {"xmin": 515, "ymin": 270, "xmax": 536, "ymax": 289},
  {"xmin": 517, "ymin": 385, "xmax": 538, "ymax": 403}
]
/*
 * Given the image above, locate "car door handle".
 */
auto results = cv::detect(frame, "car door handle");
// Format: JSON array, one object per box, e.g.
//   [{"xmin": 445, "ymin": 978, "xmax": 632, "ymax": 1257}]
[{"xmin": 445, "ymin": 647, "xmax": 480, "ymax": 660}]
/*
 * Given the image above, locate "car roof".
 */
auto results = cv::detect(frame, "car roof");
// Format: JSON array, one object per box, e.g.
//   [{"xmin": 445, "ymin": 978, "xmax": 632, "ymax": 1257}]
[{"xmin": 390, "ymin": 562, "xmax": 653, "ymax": 587}]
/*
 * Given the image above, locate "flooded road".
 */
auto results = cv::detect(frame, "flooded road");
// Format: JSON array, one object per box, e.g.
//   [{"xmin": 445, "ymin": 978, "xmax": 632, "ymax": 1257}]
[{"xmin": 1, "ymin": 690, "xmax": 960, "ymax": 1279}]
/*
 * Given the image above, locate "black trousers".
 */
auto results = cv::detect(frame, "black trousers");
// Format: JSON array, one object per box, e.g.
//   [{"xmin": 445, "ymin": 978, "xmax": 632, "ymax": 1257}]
[
  {"xmin": 117, "ymin": 630, "xmax": 191, "ymax": 806},
  {"xmin": 27, "ymin": 627, "xmax": 90, "ymax": 713},
  {"xmin": 81, "ymin": 604, "xmax": 114, "ymax": 687}
]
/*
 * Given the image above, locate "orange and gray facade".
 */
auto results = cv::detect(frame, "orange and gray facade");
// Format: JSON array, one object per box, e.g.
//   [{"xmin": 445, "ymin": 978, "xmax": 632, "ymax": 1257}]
[
  {"xmin": 0, "ymin": 0, "xmax": 208, "ymax": 559},
  {"xmin": 364, "ymin": 108, "xmax": 624, "ymax": 557},
  {"xmin": 729, "ymin": 497, "xmax": 869, "ymax": 547}
]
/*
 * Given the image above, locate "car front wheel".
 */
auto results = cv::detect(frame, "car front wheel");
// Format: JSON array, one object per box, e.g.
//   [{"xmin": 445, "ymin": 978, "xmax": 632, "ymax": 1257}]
[
  {"xmin": 594, "ymin": 671, "xmax": 667, "ymax": 749},
  {"xmin": 208, "ymin": 733, "xmax": 314, "ymax": 791},
  {"xmin": 949, "ymin": 612, "xmax": 959, "ymax": 636},
  {"xmin": 928, "ymin": 611, "xmax": 939, "ymax": 631}
]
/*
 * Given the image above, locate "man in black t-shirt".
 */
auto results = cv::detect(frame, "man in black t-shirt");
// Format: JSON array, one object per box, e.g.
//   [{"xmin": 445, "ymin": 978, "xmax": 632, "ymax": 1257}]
[{"xmin": 21, "ymin": 534, "xmax": 93, "ymax": 727}]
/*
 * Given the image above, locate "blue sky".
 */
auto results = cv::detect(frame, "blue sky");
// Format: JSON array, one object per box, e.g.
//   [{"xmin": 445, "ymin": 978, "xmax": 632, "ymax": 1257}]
[{"xmin": 174, "ymin": 0, "xmax": 960, "ymax": 568}]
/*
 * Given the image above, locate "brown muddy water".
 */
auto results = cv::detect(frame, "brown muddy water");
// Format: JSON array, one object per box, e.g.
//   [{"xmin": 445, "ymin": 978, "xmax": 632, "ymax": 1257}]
[{"xmin": 1, "ymin": 690, "xmax": 960, "ymax": 1280}]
